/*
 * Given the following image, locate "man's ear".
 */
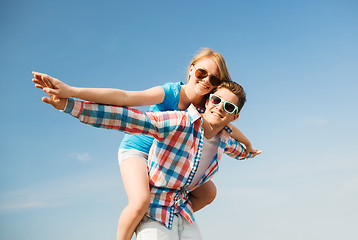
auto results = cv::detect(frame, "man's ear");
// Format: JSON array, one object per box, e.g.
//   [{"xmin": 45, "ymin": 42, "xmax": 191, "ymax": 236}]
[
  {"xmin": 231, "ymin": 113, "xmax": 240, "ymax": 122},
  {"xmin": 205, "ymin": 98, "xmax": 209, "ymax": 108}
]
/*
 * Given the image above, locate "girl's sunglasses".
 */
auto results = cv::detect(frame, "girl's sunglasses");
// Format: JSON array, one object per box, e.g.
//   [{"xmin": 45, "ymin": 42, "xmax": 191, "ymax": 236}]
[
  {"xmin": 193, "ymin": 66, "xmax": 221, "ymax": 86},
  {"xmin": 209, "ymin": 94, "xmax": 239, "ymax": 114}
]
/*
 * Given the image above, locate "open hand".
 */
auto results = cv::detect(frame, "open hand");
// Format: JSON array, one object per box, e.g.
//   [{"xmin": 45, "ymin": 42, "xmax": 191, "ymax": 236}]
[
  {"xmin": 248, "ymin": 149, "xmax": 262, "ymax": 158},
  {"xmin": 32, "ymin": 71, "xmax": 74, "ymax": 99},
  {"xmin": 41, "ymin": 96, "xmax": 67, "ymax": 111}
]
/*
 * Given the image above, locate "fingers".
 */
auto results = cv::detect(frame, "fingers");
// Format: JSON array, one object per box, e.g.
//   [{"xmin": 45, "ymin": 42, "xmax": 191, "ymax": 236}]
[
  {"xmin": 42, "ymin": 96, "xmax": 60, "ymax": 104},
  {"xmin": 32, "ymin": 78, "xmax": 41, "ymax": 84},
  {"xmin": 32, "ymin": 71, "xmax": 43, "ymax": 78},
  {"xmin": 32, "ymin": 71, "xmax": 56, "ymax": 88},
  {"xmin": 42, "ymin": 96, "xmax": 64, "ymax": 110},
  {"xmin": 32, "ymin": 77, "xmax": 47, "ymax": 87},
  {"xmin": 32, "ymin": 71, "xmax": 49, "ymax": 80},
  {"xmin": 42, "ymin": 96, "xmax": 55, "ymax": 106},
  {"xmin": 40, "ymin": 86, "xmax": 59, "ymax": 101},
  {"xmin": 32, "ymin": 71, "xmax": 43, "ymax": 75},
  {"xmin": 41, "ymin": 74, "xmax": 55, "ymax": 89},
  {"xmin": 247, "ymin": 149, "xmax": 262, "ymax": 158},
  {"xmin": 34, "ymin": 82, "xmax": 59, "ymax": 100},
  {"xmin": 43, "ymin": 87, "xmax": 58, "ymax": 95},
  {"xmin": 251, "ymin": 150, "xmax": 262, "ymax": 158},
  {"xmin": 33, "ymin": 78, "xmax": 46, "ymax": 89},
  {"xmin": 33, "ymin": 76, "xmax": 59, "ymax": 101},
  {"xmin": 32, "ymin": 72, "xmax": 47, "ymax": 85}
]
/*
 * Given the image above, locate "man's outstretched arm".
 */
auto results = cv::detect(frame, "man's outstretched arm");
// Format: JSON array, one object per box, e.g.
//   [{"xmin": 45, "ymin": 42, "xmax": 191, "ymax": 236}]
[{"xmin": 41, "ymin": 95, "xmax": 182, "ymax": 141}]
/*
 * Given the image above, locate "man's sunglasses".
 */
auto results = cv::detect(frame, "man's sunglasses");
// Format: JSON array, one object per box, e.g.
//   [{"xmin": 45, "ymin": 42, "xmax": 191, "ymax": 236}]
[
  {"xmin": 209, "ymin": 94, "xmax": 239, "ymax": 114},
  {"xmin": 193, "ymin": 66, "xmax": 221, "ymax": 86}
]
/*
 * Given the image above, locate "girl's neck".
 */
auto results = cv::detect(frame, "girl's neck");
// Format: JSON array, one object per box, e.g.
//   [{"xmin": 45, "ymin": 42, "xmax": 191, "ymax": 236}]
[{"xmin": 179, "ymin": 84, "xmax": 206, "ymax": 110}]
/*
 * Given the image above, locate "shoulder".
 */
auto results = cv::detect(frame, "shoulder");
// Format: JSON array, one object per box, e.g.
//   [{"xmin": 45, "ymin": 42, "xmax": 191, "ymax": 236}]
[
  {"xmin": 161, "ymin": 81, "xmax": 183, "ymax": 95},
  {"xmin": 154, "ymin": 82, "xmax": 183, "ymax": 111}
]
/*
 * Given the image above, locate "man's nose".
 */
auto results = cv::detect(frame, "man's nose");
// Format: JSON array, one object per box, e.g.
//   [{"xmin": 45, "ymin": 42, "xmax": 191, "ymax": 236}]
[{"xmin": 215, "ymin": 101, "xmax": 225, "ymax": 112}]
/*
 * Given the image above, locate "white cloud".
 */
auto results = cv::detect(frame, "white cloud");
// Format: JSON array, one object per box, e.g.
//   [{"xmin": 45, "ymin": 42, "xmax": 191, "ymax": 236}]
[
  {"xmin": 305, "ymin": 117, "xmax": 328, "ymax": 126},
  {"xmin": 0, "ymin": 170, "xmax": 122, "ymax": 214},
  {"xmin": 0, "ymin": 202, "xmax": 46, "ymax": 212},
  {"xmin": 69, "ymin": 152, "xmax": 91, "ymax": 162},
  {"xmin": 198, "ymin": 173, "xmax": 358, "ymax": 240}
]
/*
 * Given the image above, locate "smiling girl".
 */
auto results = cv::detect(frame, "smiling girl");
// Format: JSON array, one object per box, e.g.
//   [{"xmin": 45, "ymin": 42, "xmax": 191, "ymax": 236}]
[{"xmin": 33, "ymin": 48, "xmax": 258, "ymax": 240}]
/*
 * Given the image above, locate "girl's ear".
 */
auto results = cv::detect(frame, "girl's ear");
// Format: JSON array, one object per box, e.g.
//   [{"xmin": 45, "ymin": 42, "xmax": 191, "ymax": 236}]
[{"xmin": 187, "ymin": 65, "xmax": 194, "ymax": 83}]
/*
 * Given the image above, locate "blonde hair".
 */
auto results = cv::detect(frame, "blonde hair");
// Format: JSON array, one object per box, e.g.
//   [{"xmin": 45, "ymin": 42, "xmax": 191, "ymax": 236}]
[{"xmin": 188, "ymin": 48, "xmax": 231, "ymax": 81}]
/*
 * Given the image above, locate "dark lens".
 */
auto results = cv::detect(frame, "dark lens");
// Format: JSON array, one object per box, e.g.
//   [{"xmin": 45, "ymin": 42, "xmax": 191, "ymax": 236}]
[
  {"xmin": 211, "ymin": 95, "xmax": 221, "ymax": 105},
  {"xmin": 224, "ymin": 102, "xmax": 235, "ymax": 113},
  {"xmin": 209, "ymin": 76, "xmax": 221, "ymax": 86},
  {"xmin": 195, "ymin": 68, "xmax": 208, "ymax": 79}
]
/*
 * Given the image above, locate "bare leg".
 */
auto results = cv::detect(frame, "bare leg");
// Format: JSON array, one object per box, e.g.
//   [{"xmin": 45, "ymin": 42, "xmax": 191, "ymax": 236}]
[
  {"xmin": 189, "ymin": 180, "xmax": 217, "ymax": 212},
  {"xmin": 117, "ymin": 157, "xmax": 150, "ymax": 240}
]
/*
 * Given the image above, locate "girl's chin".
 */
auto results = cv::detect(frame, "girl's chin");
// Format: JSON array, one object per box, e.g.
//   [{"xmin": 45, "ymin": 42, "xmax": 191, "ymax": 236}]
[{"xmin": 194, "ymin": 85, "xmax": 211, "ymax": 95}]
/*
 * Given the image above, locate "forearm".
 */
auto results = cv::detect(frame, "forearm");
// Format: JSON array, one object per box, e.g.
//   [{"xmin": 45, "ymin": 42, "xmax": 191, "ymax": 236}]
[
  {"xmin": 63, "ymin": 98, "xmax": 162, "ymax": 138},
  {"xmin": 228, "ymin": 123, "xmax": 252, "ymax": 149},
  {"xmin": 71, "ymin": 86, "xmax": 165, "ymax": 107},
  {"xmin": 224, "ymin": 138, "xmax": 251, "ymax": 160},
  {"xmin": 71, "ymin": 87, "xmax": 131, "ymax": 106},
  {"xmin": 34, "ymin": 72, "xmax": 165, "ymax": 107}
]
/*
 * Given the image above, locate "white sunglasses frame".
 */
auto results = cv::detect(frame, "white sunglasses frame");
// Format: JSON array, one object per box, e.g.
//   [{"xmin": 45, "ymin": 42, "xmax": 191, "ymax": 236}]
[{"xmin": 209, "ymin": 94, "xmax": 239, "ymax": 114}]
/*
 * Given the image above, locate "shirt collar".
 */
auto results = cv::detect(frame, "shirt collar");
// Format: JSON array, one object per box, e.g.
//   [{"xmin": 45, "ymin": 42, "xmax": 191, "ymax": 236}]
[{"xmin": 187, "ymin": 104, "xmax": 202, "ymax": 123}]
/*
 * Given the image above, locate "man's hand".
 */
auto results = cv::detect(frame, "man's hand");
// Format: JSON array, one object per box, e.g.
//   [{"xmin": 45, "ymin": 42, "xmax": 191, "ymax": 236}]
[
  {"xmin": 248, "ymin": 149, "xmax": 262, "ymax": 158},
  {"xmin": 41, "ymin": 96, "xmax": 67, "ymax": 111}
]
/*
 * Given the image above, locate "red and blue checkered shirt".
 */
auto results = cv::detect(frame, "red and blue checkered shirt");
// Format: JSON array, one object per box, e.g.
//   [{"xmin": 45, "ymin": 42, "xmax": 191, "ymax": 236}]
[{"xmin": 63, "ymin": 98, "xmax": 250, "ymax": 229}]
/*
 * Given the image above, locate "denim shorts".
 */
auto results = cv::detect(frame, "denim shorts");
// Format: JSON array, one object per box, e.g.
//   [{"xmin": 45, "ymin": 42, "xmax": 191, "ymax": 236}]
[{"xmin": 117, "ymin": 148, "xmax": 149, "ymax": 166}]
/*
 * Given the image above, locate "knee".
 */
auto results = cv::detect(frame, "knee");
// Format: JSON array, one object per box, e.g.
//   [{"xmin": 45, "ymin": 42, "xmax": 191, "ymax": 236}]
[
  {"xmin": 205, "ymin": 184, "xmax": 217, "ymax": 205},
  {"xmin": 190, "ymin": 182, "xmax": 217, "ymax": 205},
  {"xmin": 128, "ymin": 193, "xmax": 150, "ymax": 215}
]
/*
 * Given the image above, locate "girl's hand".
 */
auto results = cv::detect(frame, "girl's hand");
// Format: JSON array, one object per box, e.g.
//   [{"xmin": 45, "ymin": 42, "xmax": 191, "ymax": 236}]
[{"xmin": 32, "ymin": 71, "xmax": 75, "ymax": 99}]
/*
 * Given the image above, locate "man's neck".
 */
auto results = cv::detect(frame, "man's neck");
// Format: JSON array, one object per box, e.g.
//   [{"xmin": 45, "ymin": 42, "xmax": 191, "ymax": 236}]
[{"xmin": 201, "ymin": 115, "xmax": 222, "ymax": 139}]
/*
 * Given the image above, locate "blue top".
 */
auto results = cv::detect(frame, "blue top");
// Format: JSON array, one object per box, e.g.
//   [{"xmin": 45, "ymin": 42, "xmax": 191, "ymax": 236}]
[{"xmin": 119, "ymin": 81, "xmax": 184, "ymax": 152}]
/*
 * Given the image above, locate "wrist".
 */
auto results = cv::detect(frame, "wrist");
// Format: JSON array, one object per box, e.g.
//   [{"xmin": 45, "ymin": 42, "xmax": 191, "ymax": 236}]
[
  {"xmin": 58, "ymin": 98, "xmax": 68, "ymax": 111},
  {"xmin": 245, "ymin": 143, "xmax": 253, "ymax": 152},
  {"xmin": 70, "ymin": 86, "xmax": 80, "ymax": 98},
  {"xmin": 246, "ymin": 142, "xmax": 252, "ymax": 149}
]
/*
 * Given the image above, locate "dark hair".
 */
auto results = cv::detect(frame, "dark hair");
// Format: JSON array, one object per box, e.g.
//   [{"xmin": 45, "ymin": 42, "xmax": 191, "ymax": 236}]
[{"xmin": 215, "ymin": 81, "xmax": 246, "ymax": 113}]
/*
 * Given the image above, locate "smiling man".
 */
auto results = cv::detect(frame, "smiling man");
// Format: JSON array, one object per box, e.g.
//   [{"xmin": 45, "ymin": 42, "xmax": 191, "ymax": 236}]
[{"xmin": 39, "ymin": 80, "xmax": 260, "ymax": 240}]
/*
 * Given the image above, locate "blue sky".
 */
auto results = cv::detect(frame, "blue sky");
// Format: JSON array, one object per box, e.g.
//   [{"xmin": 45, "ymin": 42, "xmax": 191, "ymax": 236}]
[{"xmin": 1, "ymin": 0, "xmax": 357, "ymax": 239}]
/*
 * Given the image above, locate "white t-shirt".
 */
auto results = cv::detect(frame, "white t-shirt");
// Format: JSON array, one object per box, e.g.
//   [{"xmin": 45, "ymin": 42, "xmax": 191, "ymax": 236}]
[{"xmin": 187, "ymin": 135, "xmax": 219, "ymax": 189}]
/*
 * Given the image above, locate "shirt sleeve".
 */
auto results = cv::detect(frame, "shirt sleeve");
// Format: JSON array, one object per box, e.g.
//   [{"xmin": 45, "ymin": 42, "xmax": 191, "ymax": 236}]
[
  {"xmin": 150, "ymin": 82, "xmax": 181, "ymax": 112},
  {"xmin": 63, "ymin": 98, "xmax": 183, "ymax": 141},
  {"xmin": 223, "ymin": 136, "xmax": 252, "ymax": 160}
]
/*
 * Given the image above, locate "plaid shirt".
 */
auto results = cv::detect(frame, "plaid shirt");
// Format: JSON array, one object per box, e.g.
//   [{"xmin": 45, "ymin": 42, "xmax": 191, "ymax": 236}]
[{"xmin": 63, "ymin": 98, "xmax": 249, "ymax": 229}]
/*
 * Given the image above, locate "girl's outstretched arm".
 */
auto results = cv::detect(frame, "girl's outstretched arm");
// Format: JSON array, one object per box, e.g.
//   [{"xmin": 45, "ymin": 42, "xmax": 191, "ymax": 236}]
[{"xmin": 32, "ymin": 71, "xmax": 165, "ymax": 107}]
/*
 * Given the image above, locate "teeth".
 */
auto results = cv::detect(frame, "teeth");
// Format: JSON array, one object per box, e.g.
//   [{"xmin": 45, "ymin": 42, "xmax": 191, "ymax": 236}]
[
  {"xmin": 198, "ymin": 82, "xmax": 209, "ymax": 89},
  {"xmin": 212, "ymin": 112, "xmax": 222, "ymax": 118}
]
